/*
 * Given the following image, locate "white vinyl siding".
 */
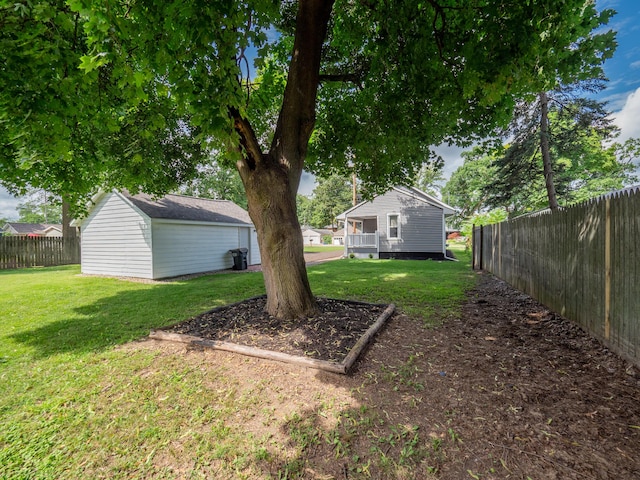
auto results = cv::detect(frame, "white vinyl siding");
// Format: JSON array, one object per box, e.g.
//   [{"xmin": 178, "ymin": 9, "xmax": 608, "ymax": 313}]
[
  {"xmin": 302, "ymin": 230, "xmax": 322, "ymax": 245},
  {"xmin": 389, "ymin": 203, "xmax": 442, "ymax": 253},
  {"xmin": 238, "ymin": 227, "xmax": 249, "ymax": 250},
  {"xmin": 151, "ymin": 222, "xmax": 240, "ymax": 279},
  {"xmin": 80, "ymin": 193, "xmax": 153, "ymax": 278},
  {"xmin": 249, "ymin": 228, "xmax": 261, "ymax": 265},
  {"xmin": 79, "ymin": 191, "xmax": 260, "ymax": 279},
  {"xmin": 237, "ymin": 226, "xmax": 260, "ymax": 265}
]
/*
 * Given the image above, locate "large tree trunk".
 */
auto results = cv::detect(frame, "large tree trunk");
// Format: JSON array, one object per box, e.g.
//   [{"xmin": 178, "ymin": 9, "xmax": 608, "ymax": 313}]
[
  {"xmin": 62, "ymin": 199, "xmax": 78, "ymax": 263},
  {"xmin": 233, "ymin": 0, "xmax": 335, "ymax": 319},
  {"xmin": 244, "ymin": 161, "xmax": 316, "ymax": 318},
  {"xmin": 61, "ymin": 200, "xmax": 76, "ymax": 238},
  {"xmin": 539, "ymin": 92, "xmax": 560, "ymax": 210}
]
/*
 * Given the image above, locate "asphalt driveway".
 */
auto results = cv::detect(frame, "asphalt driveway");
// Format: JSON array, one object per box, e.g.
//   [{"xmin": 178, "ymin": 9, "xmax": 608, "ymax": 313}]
[{"xmin": 303, "ymin": 249, "xmax": 344, "ymax": 265}]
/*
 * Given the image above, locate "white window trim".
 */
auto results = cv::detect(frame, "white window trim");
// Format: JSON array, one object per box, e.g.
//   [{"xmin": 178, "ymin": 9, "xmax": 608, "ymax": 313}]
[{"xmin": 387, "ymin": 213, "xmax": 401, "ymax": 240}]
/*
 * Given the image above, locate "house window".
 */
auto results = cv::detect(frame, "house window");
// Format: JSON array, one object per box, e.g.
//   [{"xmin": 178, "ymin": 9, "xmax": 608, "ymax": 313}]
[{"xmin": 388, "ymin": 214, "xmax": 400, "ymax": 239}]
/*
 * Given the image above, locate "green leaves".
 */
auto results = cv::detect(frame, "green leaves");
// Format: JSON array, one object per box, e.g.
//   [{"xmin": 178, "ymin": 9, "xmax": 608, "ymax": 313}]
[
  {"xmin": 307, "ymin": 0, "xmax": 618, "ymax": 195},
  {"xmin": 304, "ymin": 174, "xmax": 353, "ymax": 228},
  {"xmin": 446, "ymin": 83, "xmax": 635, "ymax": 220},
  {"xmin": 1, "ymin": 0, "xmax": 621, "ymax": 215},
  {"xmin": 78, "ymin": 53, "xmax": 108, "ymax": 73},
  {"xmin": 0, "ymin": 0, "xmax": 210, "ymax": 211}
]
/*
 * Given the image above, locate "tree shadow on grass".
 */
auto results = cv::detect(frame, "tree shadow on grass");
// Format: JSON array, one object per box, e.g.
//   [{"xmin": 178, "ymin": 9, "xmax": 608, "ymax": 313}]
[{"xmin": 9, "ymin": 273, "xmax": 266, "ymax": 359}]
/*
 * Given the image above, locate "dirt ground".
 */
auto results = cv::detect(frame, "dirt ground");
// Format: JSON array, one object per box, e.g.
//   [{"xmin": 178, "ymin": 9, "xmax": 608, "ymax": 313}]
[
  {"xmin": 369, "ymin": 272, "xmax": 640, "ymax": 479},
  {"xmin": 141, "ymin": 271, "xmax": 640, "ymax": 479}
]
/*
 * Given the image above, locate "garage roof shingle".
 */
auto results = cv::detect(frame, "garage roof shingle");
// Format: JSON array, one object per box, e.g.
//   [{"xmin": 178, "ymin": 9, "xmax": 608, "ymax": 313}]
[{"xmin": 123, "ymin": 192, "xmax": 252, "ymax": 225}]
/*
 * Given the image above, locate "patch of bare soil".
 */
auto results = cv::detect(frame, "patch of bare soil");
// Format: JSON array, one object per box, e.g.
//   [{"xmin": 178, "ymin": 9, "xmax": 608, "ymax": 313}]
[
  {"xmin": 165, "ymin": 297, "xmax": 386, "ymax": 363},
  {"xmin": 351, "ymin": 272, "xmax": 640, "ymax": 479},
  {"xmin": 142, "ymin": 272, "xmax": 640, "ymax": 479}
]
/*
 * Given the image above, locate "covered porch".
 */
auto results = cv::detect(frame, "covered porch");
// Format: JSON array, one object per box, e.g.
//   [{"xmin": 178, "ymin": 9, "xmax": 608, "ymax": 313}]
[{"xmin": 343, "ymin": 215, "xmax": 380, "ymax": 259}]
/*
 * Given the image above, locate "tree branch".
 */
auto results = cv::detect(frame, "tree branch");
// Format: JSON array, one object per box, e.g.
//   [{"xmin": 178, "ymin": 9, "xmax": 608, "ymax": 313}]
[
  {"xmin": 425, "ymin": 0, "xmax": 446, "ymax": 59},
  {"xmin": 269, "ymin": 0, "xmax": 335, "ymax": 185},
  {"xmin": 318, "ymin": 73, "xmax": 361, "ymax": 84},
  {"xmin": 229, "ymin": 107, "xmax": 262, "ymax": 171}
]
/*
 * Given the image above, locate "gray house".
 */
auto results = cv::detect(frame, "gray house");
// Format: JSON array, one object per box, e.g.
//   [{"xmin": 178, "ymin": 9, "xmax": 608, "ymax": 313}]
[
  {"xmin": 337, "ymin": 186, "xmax": 455, "ymax": 259},
  {"xmin": 77, "ymin": 191, "xmax": 260, "ymax": 279}
]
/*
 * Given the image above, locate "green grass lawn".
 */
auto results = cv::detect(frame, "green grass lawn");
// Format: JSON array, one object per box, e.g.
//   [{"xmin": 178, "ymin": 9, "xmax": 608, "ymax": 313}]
[{"xmin": 0, "ymin": 247, "xmax": 474, "ymax": 479}]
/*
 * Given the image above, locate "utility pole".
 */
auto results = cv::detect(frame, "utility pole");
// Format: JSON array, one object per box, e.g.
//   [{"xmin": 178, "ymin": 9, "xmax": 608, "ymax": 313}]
[{"xmin": 352, "ymin": 173, "xmax": 357, "ymax": 206}]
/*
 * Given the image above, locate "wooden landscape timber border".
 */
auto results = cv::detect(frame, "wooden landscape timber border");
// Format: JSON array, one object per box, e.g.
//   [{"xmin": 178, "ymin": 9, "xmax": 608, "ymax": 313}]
[{"xmin": 149, "ymin": 300, "xmax": 396, "ymax": 374}]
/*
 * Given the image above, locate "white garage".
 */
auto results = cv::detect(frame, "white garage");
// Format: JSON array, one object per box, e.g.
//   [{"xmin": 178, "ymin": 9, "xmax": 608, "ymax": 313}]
[{"xmin": 77, "ymin": 191, "xmax": 260, "ymax": 279}]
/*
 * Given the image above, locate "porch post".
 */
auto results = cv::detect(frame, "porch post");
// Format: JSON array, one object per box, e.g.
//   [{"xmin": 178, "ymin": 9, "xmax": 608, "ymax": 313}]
[{"xmin": 344, "ymin": 214, "xmax": 348, "ymax": 257}]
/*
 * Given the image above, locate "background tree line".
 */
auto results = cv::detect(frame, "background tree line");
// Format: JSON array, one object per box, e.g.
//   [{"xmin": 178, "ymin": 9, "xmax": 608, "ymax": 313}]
[{"xmin": 442, "ymin": 80, "xmax": 640, "ymax": 231}]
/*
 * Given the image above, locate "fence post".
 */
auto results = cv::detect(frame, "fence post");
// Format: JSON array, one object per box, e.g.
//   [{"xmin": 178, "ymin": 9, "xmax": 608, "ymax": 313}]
[
  {"xmin": 479, "ymin": 224, "xmax": 484, "ymax": 271},
  {"xmin": 604, "ymin": 198, "xmax": 611, "ymax": 340},
  {"xmin": 472, "ymin": 224, "xmax": 476, "ymax": 270}
]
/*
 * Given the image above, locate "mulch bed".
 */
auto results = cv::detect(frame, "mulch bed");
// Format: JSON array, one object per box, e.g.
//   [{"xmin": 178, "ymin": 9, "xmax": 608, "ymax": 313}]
[{"xmin": 164, "ymin": 296, "xmax": 388, "ymax": 364}]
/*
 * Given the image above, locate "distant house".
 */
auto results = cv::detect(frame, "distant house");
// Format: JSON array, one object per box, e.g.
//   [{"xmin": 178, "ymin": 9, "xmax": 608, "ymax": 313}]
[
  {"xmin": 76, "ymin": 191, "xmax": 260, "ymax": 279},
  {"xmin": 336, "ymin": 186, "xmax": 455, "ymax": 259},
  {"xmin": 1, "ymin": 223, "xmax": 63, "ymax": 237},
  {"xmin": 332, "ymin": 228, "xmax": 345, "ymax": 246},
  {"xmin": 301, "ymin": 227, "xmax": 334, "ymax": 246}
]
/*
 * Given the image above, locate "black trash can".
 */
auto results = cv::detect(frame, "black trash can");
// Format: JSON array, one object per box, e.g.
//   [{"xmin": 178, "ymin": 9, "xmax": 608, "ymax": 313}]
[{"xmin": 229, "ymin": 248, "xmax": 248, "ymax": 270}]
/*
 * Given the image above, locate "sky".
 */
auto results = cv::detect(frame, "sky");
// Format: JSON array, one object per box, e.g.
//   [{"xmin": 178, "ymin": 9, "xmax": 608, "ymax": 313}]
[
  {"xmin": 434, "ymin": 0, "xmax": 640, "ymax": 179},
  {"xmin": 2, "ymin": 0, "xmax": 639, "ymax": 219}
]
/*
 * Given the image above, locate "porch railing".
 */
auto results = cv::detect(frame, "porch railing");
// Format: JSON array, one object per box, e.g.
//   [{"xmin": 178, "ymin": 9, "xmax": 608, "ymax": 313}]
[{"xmin": 346, "ymin": 232, "xmax": 379, "ymax": 248}]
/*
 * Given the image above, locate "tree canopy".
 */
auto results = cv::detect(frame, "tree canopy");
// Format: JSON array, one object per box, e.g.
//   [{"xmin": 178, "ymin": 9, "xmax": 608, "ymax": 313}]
[
  {"xmin": 441, "ymin": 148, "xmax": 497, "ymax": 226},
  {"xmin": 485, "ymin": 79, "xmax": 632, "ymax": 211},
  {"xmin": 1, "ymin": 0, "xmax": 617, "ymax": 204},
  {"xmin": 307, "ymin": 1, "xmax": 615, "ymax": 195},
  {"xmin": 178, "ymin": 158, "xmax": 248, "ymax": 209},
  {"xmin": 490, "ymin": 96, "xmax": 635, "ymax": 214},
  {"xmin": 443, "ymin": 114, "xmax": 638, "ymax": 219},
  {"xmin": 0, "ymin": 1, "xmax": 205, "ymax": 207},
  {"xmin": 412, "ymin": 161, "xmax": 446, "ymax": 197},
  {"xmin": 0, "ymin": 0, "xmax": 618, "ymax": 317}
]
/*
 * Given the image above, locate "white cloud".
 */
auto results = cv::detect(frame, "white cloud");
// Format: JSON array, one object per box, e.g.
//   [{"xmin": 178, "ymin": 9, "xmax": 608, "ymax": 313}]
[
  {"xmin": 0, "ymin": 186, "xmax": 21, "ymax": 221},
  {"xmin": 603, "ymin": 90, "xmax": 632, "ymax": 111},
  {"xmin": 298, "ymin": 171, "xmax": 316, "ymax": 196},
  {"xmin": 611, "ymin": 87, "xmax": 640, "ymax": 142},
  {"xmin": 631, "ymin": 60, "xmax": 640, "ymax": 70},
  {"xmin": 434, "ymin": 144, "xmax": 466, "ymax": 179}
]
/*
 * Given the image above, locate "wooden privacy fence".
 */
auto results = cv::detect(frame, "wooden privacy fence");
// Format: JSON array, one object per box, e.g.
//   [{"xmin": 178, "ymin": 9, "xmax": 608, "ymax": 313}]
[
  {"xmin": 473, "ymin": 187, "xmax": 640, "ymax": 367},
  {"xmin": 0, "ymin": 236, "xmax": 80, "ymax": 270}
]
